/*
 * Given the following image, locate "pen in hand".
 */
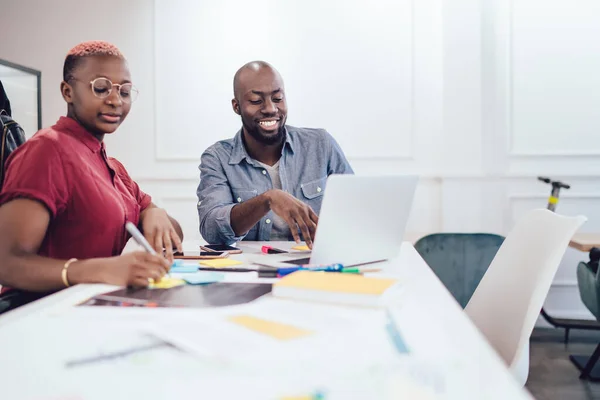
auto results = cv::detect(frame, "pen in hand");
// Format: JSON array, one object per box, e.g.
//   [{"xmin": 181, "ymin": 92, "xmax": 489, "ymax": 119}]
[
  {"xmin": 125, "ymin": 222, "xmax": 170, "ymax": 280},
  {"xmin": 126, "ymin": 222, "xmax": 157, "ymax": 255}
]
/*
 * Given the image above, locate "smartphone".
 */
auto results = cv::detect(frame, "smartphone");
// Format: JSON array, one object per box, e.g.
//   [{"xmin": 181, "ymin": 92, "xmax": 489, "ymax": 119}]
[
  {"xmin": 173, "ymin": 251, "xmax": 229, "ymax": 260},
  {"xmin": 200, "ymin": 244, "xmax": 243, "ymax": 254}
]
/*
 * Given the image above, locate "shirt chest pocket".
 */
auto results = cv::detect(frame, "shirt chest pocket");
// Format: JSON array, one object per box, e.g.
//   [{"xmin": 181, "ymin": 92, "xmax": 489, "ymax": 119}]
[
  {"xmin": 300, "ymin": 177, "xmax": 327, "ymax": 200},
  {"xmin": 231, "ymin": 188, "xmax": 259, "ymax": 203}
]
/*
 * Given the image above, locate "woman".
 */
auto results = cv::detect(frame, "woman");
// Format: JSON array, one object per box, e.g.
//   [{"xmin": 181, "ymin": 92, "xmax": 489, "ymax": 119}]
[{"xmin": 0, "ymin": 41, "xmax": 183, "ymax": 310}]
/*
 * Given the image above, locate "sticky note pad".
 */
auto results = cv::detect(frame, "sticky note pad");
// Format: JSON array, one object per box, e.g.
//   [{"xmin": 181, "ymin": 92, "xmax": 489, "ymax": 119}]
[
  {"xmin": 148, "ymin": 277, "xmax": 186, "ymax": 289},
  {"xmin": 292, "ymin": 245, "xmax": 311, "ymax": 251},
  {"xmin": 199, "ymin": 258, "xmax": 244, "ymax": 268},
  {"xmin": 276, "ymin": 271, "xmax": 397, "ymax": 295},
  {"xmin": 273, "ymin": 271, "xmax": 398, "ymax": 307},
  {"xmin": 183, "ymin": 272, "xmax": 225, "ymax": 285},
  {"xmin": 228, "ymin": 315, "xmax": 313, "ymax": 341}
]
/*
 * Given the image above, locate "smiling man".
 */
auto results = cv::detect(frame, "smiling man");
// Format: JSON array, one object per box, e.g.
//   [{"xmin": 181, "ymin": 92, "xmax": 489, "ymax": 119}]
[{"xmin": 197, "ymin": 61, "xmax": 353, "ymax": 247}]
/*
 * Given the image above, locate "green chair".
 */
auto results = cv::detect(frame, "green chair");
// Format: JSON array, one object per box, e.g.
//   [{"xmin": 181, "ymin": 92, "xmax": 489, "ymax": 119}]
[
  {"xmin": 570, "ymin": 251, "xmax": 600, "ymax": 381},
  {"xmin": 414, "ymin": 233, "xmax": 505, "ymax": 308}
]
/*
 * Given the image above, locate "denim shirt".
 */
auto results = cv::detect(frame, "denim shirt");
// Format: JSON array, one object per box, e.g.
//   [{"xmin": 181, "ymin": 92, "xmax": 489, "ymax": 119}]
[{"xmin": 197, "ymin": 126, "xmax": 353, "ymax": 244}]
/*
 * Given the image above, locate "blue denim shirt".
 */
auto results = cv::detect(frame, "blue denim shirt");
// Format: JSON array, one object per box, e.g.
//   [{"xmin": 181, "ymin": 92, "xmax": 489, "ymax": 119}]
[{"xmin": 197, "ymin": 126, "xmax": 353, "ymax": 244}]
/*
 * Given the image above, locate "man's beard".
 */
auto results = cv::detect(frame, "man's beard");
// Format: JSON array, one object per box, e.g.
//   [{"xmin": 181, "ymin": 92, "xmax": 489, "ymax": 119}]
[{"xmin": 242, "ymin": 120, "xmax": 286, "ymax": 145}]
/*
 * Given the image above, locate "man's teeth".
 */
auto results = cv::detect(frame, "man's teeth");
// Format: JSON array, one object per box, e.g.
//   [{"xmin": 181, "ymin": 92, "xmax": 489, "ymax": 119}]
[{"xmin": 259, "ymin": 120, "xmax": 277, "ymax": 127}]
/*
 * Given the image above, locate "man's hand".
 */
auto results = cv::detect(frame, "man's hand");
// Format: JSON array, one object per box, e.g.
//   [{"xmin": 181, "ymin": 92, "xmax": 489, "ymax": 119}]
[
  {"xmin": 265, "ymin": 190, "xmax": 319, "ymax": 248},
  {"xmin": 140, "ymin": 207, "xmax": 183, "ymax": 262}
]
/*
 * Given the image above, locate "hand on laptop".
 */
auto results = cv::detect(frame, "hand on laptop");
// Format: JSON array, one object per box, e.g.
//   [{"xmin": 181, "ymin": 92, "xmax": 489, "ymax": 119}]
[{"xmin": 266, "ymin": 190, "xmax": 319, "ymax": 248}]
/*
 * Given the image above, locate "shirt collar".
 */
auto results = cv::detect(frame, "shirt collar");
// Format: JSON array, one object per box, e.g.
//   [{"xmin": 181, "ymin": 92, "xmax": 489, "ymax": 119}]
[
  {"xmin": 228, "ymin": 126, "xmax": 294, "ymax": 165},
  {"xmin": 53, "ymin": 116, "xmax": 104, "ymax": 153}
]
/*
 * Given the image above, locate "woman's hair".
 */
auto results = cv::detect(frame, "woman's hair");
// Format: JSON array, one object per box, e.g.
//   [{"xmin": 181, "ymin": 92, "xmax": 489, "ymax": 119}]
[{"xmin": 63, "ymin": 40, "xmax": 124, "ymax": 82}]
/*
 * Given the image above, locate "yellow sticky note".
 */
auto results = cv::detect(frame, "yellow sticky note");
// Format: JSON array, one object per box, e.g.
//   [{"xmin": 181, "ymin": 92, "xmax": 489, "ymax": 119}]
[
  {"xmin": 148, "ymin": 277, "xmax": 186, "ymax": 289},
  {"xmin": 228, "ymin": 315, "xmax": 313, "ymax": 341},
  {"xmin": 198, "ymin": 258, "xmax": 244, "ymax": 268},
  {"xmin": 275, "ymin": 271, "xmax": 397, "ymax": 295},
  {"xmin": 292, "ymin": 245, "xmax": 311, "ymax": 251}
]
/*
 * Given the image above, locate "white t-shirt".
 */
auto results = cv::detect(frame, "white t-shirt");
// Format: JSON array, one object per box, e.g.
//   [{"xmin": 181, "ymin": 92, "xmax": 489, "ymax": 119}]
[{"xmin": 256, "ymin": 160, "xmax": 291, "ymax": 241}]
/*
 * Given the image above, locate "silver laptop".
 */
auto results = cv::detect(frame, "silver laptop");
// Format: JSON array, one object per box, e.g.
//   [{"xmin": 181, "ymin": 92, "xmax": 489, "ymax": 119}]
[{"xmin": 284, "ymin": 174, "xmax": 418, "ymax": 267}]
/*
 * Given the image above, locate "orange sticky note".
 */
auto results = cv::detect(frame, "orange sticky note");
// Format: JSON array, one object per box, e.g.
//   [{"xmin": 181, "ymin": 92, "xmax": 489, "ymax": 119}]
[{"xmin": 228, "ymin": 315, "xmax": 313, "ymax": 340}]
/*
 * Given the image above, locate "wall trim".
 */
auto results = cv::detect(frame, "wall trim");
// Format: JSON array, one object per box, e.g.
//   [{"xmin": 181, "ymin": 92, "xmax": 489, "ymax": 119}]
[
  {"xmin": 150, "ymin": 0, "xmax": 417, "ymax": 163},
  {"xmin": 504, "ymin": 0, "xmax": 600, "ymax": 158}
]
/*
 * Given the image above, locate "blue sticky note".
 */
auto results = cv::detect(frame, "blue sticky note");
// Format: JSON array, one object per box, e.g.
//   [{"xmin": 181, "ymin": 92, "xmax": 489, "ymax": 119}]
[
  {"xmin": 183, "ymin": 272, "xmax": 225, "ymax": 285},
  {"xmin": 170, "ymin": 265, "xmax": 199, "ymax": 273}
]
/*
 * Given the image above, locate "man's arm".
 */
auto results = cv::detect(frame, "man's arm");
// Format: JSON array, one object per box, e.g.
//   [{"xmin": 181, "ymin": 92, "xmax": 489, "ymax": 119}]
[
  {"xmin": 232, "ymin": 190, "xmax": 318, "ymax": 247},
  {"xmin": 198, "ymin": 151, "xmax": 318, "ymax": 247},
  {"xmin": 198, "ymin": 151, "xmax": 249, "ymax": 244},
  {"xmin": 229, "ymin": 193, "xmax": 271, "ymax": 236},
  {"xmin": 326, "ymin": 131, "xmax": 354, "ymax": 175}
]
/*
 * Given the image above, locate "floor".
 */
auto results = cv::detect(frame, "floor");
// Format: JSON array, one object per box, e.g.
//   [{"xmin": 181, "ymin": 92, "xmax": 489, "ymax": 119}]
[{"xmin": 527, "ymin": 328, "xmax": 600, "ymax": 400}]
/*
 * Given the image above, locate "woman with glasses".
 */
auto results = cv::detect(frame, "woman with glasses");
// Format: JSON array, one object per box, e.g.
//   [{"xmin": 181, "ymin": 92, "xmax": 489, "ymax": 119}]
[{"xmin": 0, "ymin": 41, "xmax": 183, "ymax": 312}]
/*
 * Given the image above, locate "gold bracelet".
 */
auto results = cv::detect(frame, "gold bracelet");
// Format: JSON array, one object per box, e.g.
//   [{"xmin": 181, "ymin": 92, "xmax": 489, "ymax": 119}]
[{"xmin": 62, "ymin": 258, "xmax": 78, "ymax": 288}]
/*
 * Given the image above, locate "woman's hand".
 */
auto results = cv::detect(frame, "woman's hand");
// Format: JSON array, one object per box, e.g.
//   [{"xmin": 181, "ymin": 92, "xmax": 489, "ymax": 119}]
[
  {"xmin": 139, "ymin": 207, "xmax": 183, "ymax": 262},
  {"xmin": 80, "ymin": 252, "xmax": 172, "ymax": 287}
]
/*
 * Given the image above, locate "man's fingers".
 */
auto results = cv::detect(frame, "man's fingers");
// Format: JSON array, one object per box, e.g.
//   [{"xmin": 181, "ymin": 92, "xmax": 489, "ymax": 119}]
[
  {"xmin": 306, "ymin": 218, "xmax": 317, "ymax": 242},
  {"xmin": 308, "ymin": 208, "xmax": 319, "ymax": 225},
  {"xmin": 283, "ymin": 215, "xmax": 301, "ymax": 243},
  {"xmin": 294, "ymin": 214, "xmax": 313, "ymax": 248},
  {"xmin": 299, "ymin": 207, "xmax": 318, "ymax": 236}
]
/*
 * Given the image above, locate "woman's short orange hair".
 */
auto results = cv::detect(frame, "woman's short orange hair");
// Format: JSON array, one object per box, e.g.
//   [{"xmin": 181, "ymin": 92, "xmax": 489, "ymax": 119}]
[{"xmin": 63, "ymin": 40, "xmax": 124, "ymax": 82}]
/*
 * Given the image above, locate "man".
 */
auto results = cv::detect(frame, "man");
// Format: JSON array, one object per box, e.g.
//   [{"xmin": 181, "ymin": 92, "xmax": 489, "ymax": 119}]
[{"xmin": 197, "ymin": 61, "xmax": 353, "ymax": 248}]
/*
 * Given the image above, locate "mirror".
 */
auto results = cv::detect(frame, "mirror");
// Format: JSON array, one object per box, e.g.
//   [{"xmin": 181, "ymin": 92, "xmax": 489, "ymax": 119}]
[{"xmin": 0, "ymin": 59, "xmax": 41, "ymax": 137}]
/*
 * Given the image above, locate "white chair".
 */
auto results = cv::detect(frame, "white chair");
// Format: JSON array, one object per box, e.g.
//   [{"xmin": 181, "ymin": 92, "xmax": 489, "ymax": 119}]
[{"xmin": 464, "ymin": 208, "xmax": 587, "ymax": 386}]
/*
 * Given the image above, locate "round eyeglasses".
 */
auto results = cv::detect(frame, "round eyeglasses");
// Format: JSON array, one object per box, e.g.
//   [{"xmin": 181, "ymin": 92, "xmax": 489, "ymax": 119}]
[{"xmin": 87, "ymin": 77, "xmax": 139, "ymax": 104}]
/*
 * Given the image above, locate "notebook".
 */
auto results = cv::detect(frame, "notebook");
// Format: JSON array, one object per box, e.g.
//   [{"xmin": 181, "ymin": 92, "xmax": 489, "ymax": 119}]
[
  {"xmin": 79, "ymin": 283, "xmax": 272, "ymax": 308},
  {"xmin": 272, "ymin": 271, "xmax": 399, "ymax": 307}
]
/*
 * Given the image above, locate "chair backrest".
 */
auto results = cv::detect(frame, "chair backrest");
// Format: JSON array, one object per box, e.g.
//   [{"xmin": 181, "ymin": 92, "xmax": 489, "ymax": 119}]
[
  {"xmin": 414, "ymin": 233, "xmax": 505, "ymax": 308},
  {"xmin": 0, "ymin": 112, "xmax": 26, "ymax": 189},
  {"xmin": 576, "ymin": 261, "xmax": 600, "ymax": 320},
  {"xmin": 464, "ymin": 209, "xmax": 586, "ymax": 369}
]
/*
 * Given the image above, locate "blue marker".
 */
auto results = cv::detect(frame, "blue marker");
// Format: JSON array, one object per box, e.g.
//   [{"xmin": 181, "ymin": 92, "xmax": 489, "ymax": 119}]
[{"xmin": 277, "ymin": 263, "xmax": 344, "ymax": 277}]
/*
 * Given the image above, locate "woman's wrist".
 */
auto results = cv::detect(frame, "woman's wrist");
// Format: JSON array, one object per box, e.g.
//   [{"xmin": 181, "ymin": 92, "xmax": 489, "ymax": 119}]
[{"xmin": 67, "ymin": 258, "xmax": 106, "ymax": 285}]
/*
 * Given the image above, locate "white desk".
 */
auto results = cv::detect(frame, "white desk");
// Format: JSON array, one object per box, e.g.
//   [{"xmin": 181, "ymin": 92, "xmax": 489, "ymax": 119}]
[{"xmin": 0, "ymin": 242, "xmax": 533, "ymax": 399}]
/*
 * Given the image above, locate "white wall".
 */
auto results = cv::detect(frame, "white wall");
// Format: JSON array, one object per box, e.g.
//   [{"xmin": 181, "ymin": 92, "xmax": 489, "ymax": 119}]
[{"xmin": 1, "ymin": 0, "xmax": 599, "ymax": 322}]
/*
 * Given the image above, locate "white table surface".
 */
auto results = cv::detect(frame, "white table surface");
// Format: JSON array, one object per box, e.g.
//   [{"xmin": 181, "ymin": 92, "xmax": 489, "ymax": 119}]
[{"xmin": 0, "ymin": 242, "xmax": 533, "ymax": 399}]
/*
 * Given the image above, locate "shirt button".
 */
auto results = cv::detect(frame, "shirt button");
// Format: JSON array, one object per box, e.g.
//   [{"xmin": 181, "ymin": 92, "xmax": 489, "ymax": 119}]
[
  {"xmin": 317, "ymin": 187, "xmax": 322, "ymax": 193},
  {"xmin": 237, "ymin": 197, "xmax": 242, "ymax": 203},
  {"xmin": 266, "ymin": 219, "xmax": 272, "ymax": 224},
  {"xmin": 262, "ymin": 170, "xmax": 267, "ymax": 175}
]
